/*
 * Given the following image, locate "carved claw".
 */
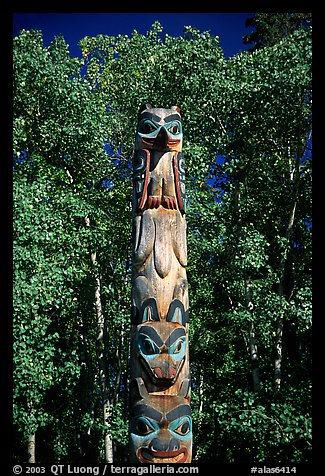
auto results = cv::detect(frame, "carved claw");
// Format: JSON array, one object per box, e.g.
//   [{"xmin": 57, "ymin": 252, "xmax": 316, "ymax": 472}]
[
  {"xmin": 148, "ymin": 196, "xmax": 162, "ymax": 209},
  {"xmin": 147, "ymin": 195, "xmax": 178, "ymax": 210},
  {"xmin": 163, "ymin": 196, "xmax": 178, "ymax": 210}
]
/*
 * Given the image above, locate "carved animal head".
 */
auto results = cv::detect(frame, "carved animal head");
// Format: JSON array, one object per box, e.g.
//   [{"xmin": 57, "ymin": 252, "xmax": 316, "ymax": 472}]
[
  {"xmin": 135, "ymin": 103, "xmax": 183, "ymax": 152},
  {"xmin": 137, "ymin": 322, "xmax": 187, "ymax": 386},
  {"xmin": 129, "ymin": 378, "xmax": 192, "ymax": 463}
]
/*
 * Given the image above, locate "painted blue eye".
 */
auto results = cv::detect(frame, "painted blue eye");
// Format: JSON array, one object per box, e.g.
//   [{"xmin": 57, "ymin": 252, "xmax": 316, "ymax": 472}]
[
  {"xmin": 176, "ymin": 421, "xmax": 190, "ymax": 435},
  {"xmin": 138, "ymin": 335, "xmax": 159, "ymax": 356},
  {"xmin": 170, "ymin": 416, "xmax": 192, "ymax": 438},
  {"xmin": 167, "ymin": 121, "xmax": 182, "ymax": 135},
  {"xmin": 133, "ymin": 417, "xmax": 158, "ymax": 436},
  {"xmin": 138, "ymin": 119, "xmax": 158, "ymax": 135},
  {"xmin": 169, "ymin": 337, "xmax": 186, "ymax": 358}
]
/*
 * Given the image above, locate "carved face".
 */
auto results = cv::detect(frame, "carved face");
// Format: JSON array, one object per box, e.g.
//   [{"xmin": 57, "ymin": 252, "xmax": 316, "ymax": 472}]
[
  {"xmin": 129, "ymin": 394, "xmax": 192, "ymax": 463},
  {"xmin": 137, "ymin": 322, "xmax": 187, "ymax": 386},
  {"xmin": 135, "ymin": 104, "xmax": 183, "ymax": 152}
]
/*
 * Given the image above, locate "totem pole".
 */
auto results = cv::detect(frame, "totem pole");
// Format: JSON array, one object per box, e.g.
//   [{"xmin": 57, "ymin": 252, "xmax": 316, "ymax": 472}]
[{"xmin": 129, "ymin": 104, "xmax": 192, "ymax": 463}]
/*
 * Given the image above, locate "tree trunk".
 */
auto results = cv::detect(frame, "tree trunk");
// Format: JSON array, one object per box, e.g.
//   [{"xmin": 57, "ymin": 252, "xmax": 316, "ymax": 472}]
[
  {"xmin": 274, "ymin": 313, "xmax": 284, "ymax": 390},
  {"xmin": 274, "ymin": 137, "xmax": 302, "ymax": 390},
  {"xmin": 234, "ymin": 175, "xmax": 243, "ymax": 236},
  {"xmin": 112, "ymin": 321, "xmax": 125, "ymax": 406},
  {"xmin": 235, "ymin": 175, "xmax": 261, "ymax": 392},
  {"xmin": 27, "ymin": 433, "xmax": 36, "ymax": 463},
  {"xmin": 246, "ymin": 279, "xmax": 260, "ymax": 393},
  {"xmin": 84, "ymin": 215, "xmax": 114, "ymax": 462},
  {"xmin": 85, "ymin": 212, "xmax": 114, "ymax": 462},
  {"xmin": 199, "ymin": 373, "xmax": 204, "ymax": 413},
  {"xmin": 77, "ymin": 311, "xmax": 95, "ymax": 459},
  {"xmin": 26, "ymin": 398, "xmax": 36, "ymax": 463},
  {"xmin": 249, "ymin": 321, "xmax": 260, "ymax": 393},
  {"xmin": 90, "ymin": 249, "xmax": 114, "ymax": 463}
]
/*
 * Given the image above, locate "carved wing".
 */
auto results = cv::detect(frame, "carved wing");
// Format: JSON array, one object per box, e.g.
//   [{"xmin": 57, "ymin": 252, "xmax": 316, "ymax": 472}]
[
  {"xmin": 133, "ymin": 149, "xmax": 150, "ymax": 212},
  {"xmin": 173, "ymin": 152, "xmax": 186, "ymax": 214}
]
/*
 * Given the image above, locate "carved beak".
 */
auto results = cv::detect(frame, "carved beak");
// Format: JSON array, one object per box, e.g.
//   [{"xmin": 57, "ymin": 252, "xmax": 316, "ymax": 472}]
[{"xmin": 154, "ymin": 126, "xmax": 169, "ymax": 150}]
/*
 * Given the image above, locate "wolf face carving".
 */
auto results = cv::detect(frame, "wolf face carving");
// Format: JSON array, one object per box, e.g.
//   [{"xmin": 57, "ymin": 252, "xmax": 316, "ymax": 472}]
[
  {"xmin": 129, "ymin": 104, "xmax": 192, "ymax": 463},
  {"xmin": 130, "ymin": 320, "xmax": 188, "ymax": 393}
]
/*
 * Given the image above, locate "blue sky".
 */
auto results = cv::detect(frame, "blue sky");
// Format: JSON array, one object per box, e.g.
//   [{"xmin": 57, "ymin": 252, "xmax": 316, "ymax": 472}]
[{"xmin": 13, "ymin": 12, "xmax": 254, "ymax": 58}]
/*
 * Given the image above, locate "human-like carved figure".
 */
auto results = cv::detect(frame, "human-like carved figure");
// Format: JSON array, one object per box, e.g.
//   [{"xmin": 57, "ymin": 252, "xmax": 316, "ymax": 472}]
[
  {"xmin": 129, "ymin": 104, "xmax": 192, "ymax": 463},
  {"xmin": 129, "ymin": 378, "xmax": 192, "ymax": 463}
]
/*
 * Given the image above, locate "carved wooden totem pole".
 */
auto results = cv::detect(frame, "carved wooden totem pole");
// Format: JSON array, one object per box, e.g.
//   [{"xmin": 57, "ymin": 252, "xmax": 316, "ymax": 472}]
[{"xmin": 129, "ymin": 104, "xmax": 192, "ymax": 463}]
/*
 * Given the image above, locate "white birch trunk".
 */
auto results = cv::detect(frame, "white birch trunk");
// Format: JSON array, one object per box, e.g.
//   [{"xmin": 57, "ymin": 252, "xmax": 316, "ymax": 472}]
[
  {"xmin": 274, "ymin": 314, "xmax": 284, "ymax": 390},
  {"xmin": 249, "ymin": 321, "xmax": 260, "ymax": 393},
  {"xmin": 274, "ymin": 144, "xmax": 301, "ymax": 390},
  {"xmin": 236, "ymin": 179, "xmax": 260, "ymax": 393},
  {"xmin": 199, "ymin": 373, "xmax": 204, "ymax": 413},
  {"xmin": 89, "ymin": 235, "xmax": 114, "ymax": 463},
  {"xmin": 246, "ymin": 279, "xmax": 260, "ymax": 393},
  {"xmin": 27, "ymin": 433, "xmax": 36, "ymax": 463}
]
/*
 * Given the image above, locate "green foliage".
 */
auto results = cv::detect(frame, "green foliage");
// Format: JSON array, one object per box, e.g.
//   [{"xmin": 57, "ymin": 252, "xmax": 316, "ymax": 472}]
[
  {"xmin": 13, "ymin": 172, "xmax": 85, "ymax": 439},
  {"xmin": 243, "ymin": 13, "xmax": 312, "ymax": 51},
  {"xmin": 13, "ymin": 20, "xmax": 311, "ymax": 464},
  {"xmin": 213, "ymin": 386, "xmax": 311, "ymax": 463}
]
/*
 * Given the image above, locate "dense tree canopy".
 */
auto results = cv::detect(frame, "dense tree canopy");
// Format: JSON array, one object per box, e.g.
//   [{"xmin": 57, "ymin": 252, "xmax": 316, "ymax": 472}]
[
  {"xmin": 243, "ymin": 12, "xmax": 312, "ymax": 50},
  {"xmin": 13, "ymin": 18, "xmax": 312, "ymax": 464}
]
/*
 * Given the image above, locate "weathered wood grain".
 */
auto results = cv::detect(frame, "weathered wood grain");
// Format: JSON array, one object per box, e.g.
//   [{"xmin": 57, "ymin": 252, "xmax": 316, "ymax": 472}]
[{"xmin": 129, "ymin": 104, "xmax": 192, "ymax": 463}]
